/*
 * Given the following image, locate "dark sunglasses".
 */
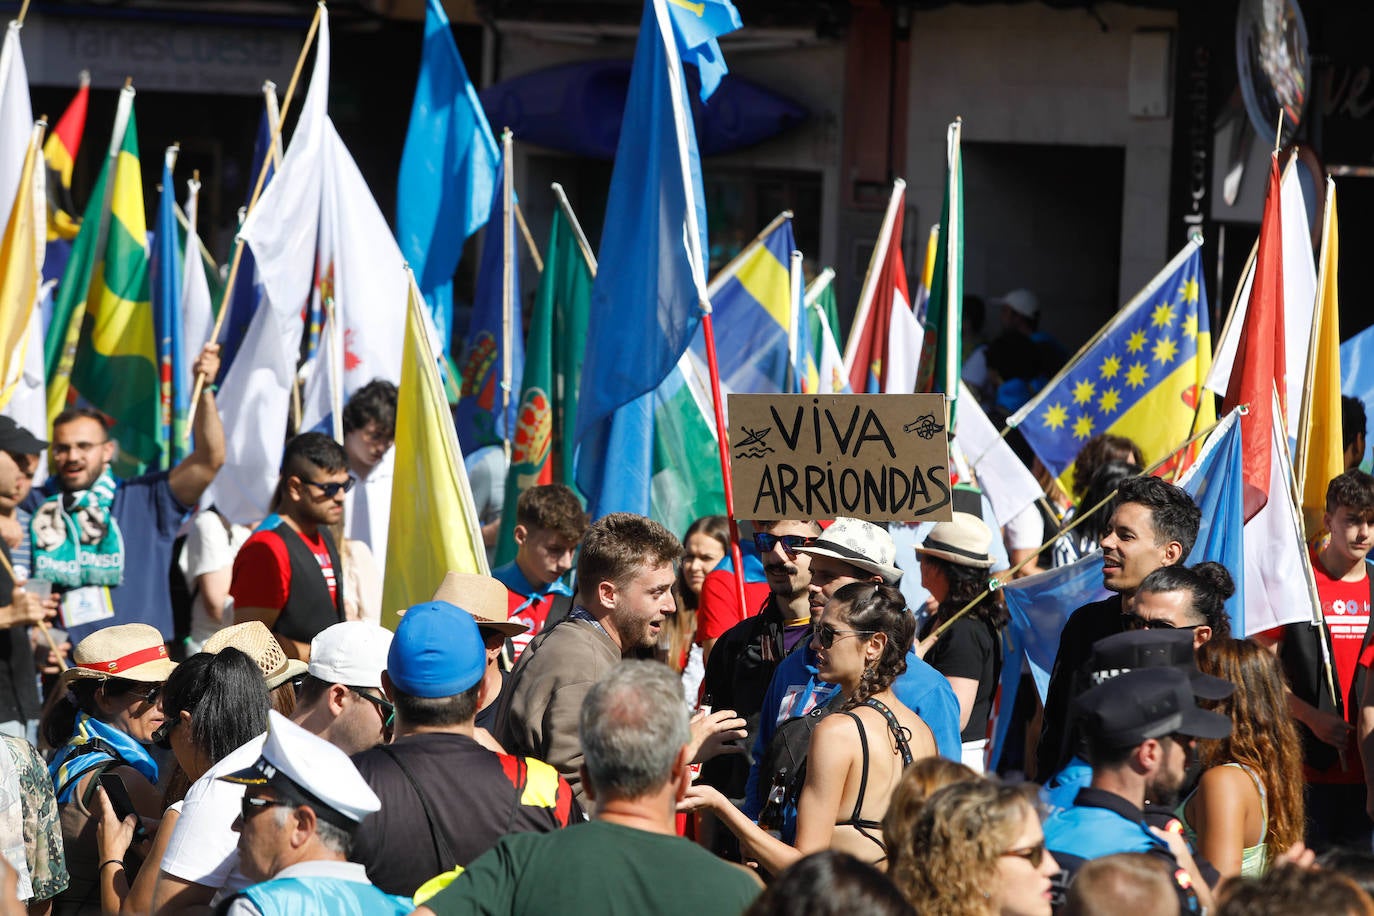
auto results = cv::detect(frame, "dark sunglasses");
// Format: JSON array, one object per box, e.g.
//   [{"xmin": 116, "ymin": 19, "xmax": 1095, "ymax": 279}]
[
  {"xmin": 754, "ymin": 533, "xmax": 814, "ymax": 557},
  {"xmin": 1122, "ymin": 613, "xmax": 1201, "ymax": 632},
  {"xmin": 300, "ymin": 476, "xmax": 356, "ymax": 498},
  {"xmin": 240, "ymin": 795, "xmax": 296, "ymax": 821},
  {"xmin": 349, "ymin": 687, "xmax": 395, "ymax": 728},
  {"xmin": 151, "ymin": 716, "xmax": 177, "ymax": 751},
  {"xmin": 815, "ymin": 623, "xmax": 875, "ymax": 649},
  {"xmin": 136, "ymin": 682, "xmax": 163, "ymax": 705},
  {"xmin": 1001, "ymin": 840, "xmax": 1047, "ymax": 868}
]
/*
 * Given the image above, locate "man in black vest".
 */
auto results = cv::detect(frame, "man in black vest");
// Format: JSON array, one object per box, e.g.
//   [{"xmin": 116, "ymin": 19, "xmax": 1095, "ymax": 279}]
[{"xmin": 230, "ymin": 433, "xmax": 348, "ymax": 661}]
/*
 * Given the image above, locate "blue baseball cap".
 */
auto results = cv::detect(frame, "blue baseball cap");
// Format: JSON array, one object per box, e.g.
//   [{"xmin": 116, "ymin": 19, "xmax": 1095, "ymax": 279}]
[{"xmin": 386, "ymin": 601, "xmax": 486, "ymax": 698}]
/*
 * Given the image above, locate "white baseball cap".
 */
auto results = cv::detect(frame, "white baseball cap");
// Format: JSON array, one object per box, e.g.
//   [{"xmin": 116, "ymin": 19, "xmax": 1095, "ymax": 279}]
[
  {"xmin": 308, "ymin": 621, "xmax": 393, "ymax": 690},
  {"xmin": 222, "ymin": 711, "xmax": 380, "ymax": 826}
]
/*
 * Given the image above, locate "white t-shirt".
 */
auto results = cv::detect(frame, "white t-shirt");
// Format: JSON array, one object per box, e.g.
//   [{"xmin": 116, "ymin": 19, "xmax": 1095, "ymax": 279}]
[
  {"xmin": 1002, "ymin": 503, "xmax": 1046, "ymax": 552},
  {"xmin": 160, "ymin": 734, "xmax": 266, "ymax": 897},
  {"xmin": 345, "ymin": 450, "xmax": 395, "ymax": 570},
  {"xmin": 183, "ymin": 510, "xmax": 252, "ymax": 647}
]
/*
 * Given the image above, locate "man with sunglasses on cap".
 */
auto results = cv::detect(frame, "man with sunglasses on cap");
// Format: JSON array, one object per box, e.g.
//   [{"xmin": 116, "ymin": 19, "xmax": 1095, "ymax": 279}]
[
  {"xmin": 741, "ymin": 518, "xmax": 964, "ymax": 829},
  {"xmin": 231, "ymin": 434, "xmax": 352, "ymax": 661},
  {"xmin": 218, "ymin": 711, "xmax": 412, "ymax": 915},
  {"xmin": 1043, "ymin": 666, "xmax": 1230, "ymax": 912}
]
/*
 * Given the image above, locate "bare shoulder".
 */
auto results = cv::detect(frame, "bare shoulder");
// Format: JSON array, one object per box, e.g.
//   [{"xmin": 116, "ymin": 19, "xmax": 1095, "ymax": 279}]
[{"xmin": 1196, "ymin": 764, "xmax": 1258, "ymax": 800}]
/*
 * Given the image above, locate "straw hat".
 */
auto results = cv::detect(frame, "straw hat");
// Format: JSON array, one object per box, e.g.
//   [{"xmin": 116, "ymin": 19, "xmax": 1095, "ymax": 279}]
[
  {"xmin": 203, "ymin": 622, "xmax": 308, "ymax": 690},
  {"xmin": 59, "ymin": 624, "xmax": 177, "ymax": 688},
  {"xmin": 431, "ymin": 572, "xmax": 529, "ymax": 638},
  {"xmin": 915, "ymin": 512, "xmax": 995, "ymax": 569}
]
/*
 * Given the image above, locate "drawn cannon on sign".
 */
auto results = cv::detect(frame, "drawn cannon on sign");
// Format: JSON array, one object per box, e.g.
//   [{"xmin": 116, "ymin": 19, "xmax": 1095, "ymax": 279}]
[{"xmin": 904, "ymin": 413, "xmax": 944, "ymax": 440}]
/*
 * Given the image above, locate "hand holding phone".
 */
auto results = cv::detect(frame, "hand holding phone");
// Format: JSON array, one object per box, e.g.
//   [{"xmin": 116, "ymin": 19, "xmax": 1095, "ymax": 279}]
[{"xmin": 98, "ymin": 774, "xmax": 149, "ymax": 842}]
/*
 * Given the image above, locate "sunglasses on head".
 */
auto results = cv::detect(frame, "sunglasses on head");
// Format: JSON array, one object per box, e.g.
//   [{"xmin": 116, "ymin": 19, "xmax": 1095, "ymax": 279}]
[
  {"xmin": 1001, "ymin": 840, "xmax": 1047, "ymax": 868},
  {"xmin": 753, "ymin": 533, "xmax": 814, "ymax": 557},
  {"xmin": 299, "ymin": 476, "xmax": 356, "ymax": 498},
  {"xmin": 1122, "ymin": 613, "xmax": 1201, "ymax": 632},
  {"xmin": 815, "ymin": 622, "xmax": 875, "ymax": 649}
]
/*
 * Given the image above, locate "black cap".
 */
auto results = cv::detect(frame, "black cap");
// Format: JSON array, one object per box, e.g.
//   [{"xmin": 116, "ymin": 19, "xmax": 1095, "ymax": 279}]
[
  {"xmin": 0, "ymin": 417, "xmax": 47, "ymax": 455},
  {"xmin": 1085, "ymin": 629, "xmax": 1235, "ymax": 701},
  {"xmin": 1074, "ymin": 667, "xmax": 1232, "ymax": 749}
]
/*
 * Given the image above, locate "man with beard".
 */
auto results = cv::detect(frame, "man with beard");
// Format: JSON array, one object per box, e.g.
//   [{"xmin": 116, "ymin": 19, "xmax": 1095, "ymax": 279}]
[
  {"xmin": 1037, "ymin": 476, "xmax": 1200, "ymax": 779},
  {"xmin": 1044, "ymin": 667, "xmax": 1229, "ymax": 913},
  {"xmin": 231, "ymin": 434, "xmax": 350, "ymax": 660},
  {"xmin": 698, "ymin": 518, "xmax": 821, "ymax": 806},
  {"xmin": 495, "ymin": 512, "xmax": 685, "ymax": 805}
]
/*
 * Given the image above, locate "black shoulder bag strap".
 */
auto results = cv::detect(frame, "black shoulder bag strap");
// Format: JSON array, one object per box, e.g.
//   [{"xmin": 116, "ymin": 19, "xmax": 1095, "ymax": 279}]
[
  {"xmin": 863, "ymin": 697, "xmax": 914, "ymax": 767},
  {"xmin": 378, "ymin": 745, "xmax": 457, "ymax": 869}
]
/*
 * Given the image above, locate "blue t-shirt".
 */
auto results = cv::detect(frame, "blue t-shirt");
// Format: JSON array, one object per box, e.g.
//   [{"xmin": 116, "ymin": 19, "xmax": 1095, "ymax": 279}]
[
  {"xmin": 743, "ymin": 643, "xmax": 964, "ymax": 818},
  {"xmin": 27, "ymin": 472, "xmax": 190, "ymax": 644}
]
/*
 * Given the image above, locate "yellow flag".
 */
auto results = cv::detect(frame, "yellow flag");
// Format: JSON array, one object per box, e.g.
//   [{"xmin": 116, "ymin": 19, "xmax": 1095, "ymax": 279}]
[
  {"xmin": 1297, "ymin": 178, "xmax": 1344, "ymax": 540},
  {"xmin": 381, "ymin": 275, "xmax": 489, "ymax": 628},
  {"xmin": 0, "ymin": 121, "xmax": 45, "ymax": 411}
]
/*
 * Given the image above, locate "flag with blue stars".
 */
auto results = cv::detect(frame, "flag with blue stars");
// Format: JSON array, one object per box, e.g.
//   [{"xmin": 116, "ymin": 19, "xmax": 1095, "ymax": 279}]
[{"xmin": 1008, "ymin": 241, "xmax": 1214, "ymax": 484}]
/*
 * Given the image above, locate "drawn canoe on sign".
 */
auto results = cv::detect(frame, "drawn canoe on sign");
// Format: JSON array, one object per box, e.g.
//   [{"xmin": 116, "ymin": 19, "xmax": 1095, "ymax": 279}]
[{"xmin": 480, "ymin": 59, "xmax": 809, "ymax": 160}]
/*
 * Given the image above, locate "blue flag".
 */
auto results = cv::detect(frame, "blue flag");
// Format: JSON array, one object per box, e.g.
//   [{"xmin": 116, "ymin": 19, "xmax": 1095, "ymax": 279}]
[
  {"xmin": 1343, "ymin": 324, "xmax": 1374, "ymax": 473},
  {"xmin": 1004, "ymin": 551, "xmax": 1113, "ymax": 703},
  {"xmin": 397, "ymin": 0, "xmax": 499, "ymax": 355},
  {"xmin": 665, "ymin": 0, "xmax": 742, "ymax": 101},
  {"xmin": 219, "ymin": 101, "xmax": 277, "ymax": 380},
  {"xmin": 575, "ymin": 0, "xmax": 740, "ymax": 517},
  {"xmin": 453, "ymin": 152, "xmax": 523, "ymax": 455},
  {"xmin": 1178, "ymin": 409, "xmax": 1247, "ymax": 634},
  {"xmin": 150, "ymin": 148, "xmax": 182, "ymax": 471}
]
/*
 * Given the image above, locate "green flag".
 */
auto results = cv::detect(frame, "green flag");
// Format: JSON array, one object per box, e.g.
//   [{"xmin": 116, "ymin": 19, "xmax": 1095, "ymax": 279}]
[
  {"xmin": 650, "ymin": 353, "xmax": 724, "ymax": 537},
  {"xmin": 806, "ymin": 270, "xmax": 842, "ymax": 367},
  {"xmin": 70, "ymin": 98, "xmax": 159, "ymax": 473},
  {"xmin": 917, "ymin": 118, "xmax": 964, "ymax": 419},
  {"xmin": 493, "ymin": 196, "xmax": 593, "ymax": 566}
]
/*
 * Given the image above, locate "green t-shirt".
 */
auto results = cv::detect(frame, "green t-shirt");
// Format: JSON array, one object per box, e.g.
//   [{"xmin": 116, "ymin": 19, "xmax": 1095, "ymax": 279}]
[{"xmin": 423, "ymin": 820, "xmax": 759, "ymax": 916}]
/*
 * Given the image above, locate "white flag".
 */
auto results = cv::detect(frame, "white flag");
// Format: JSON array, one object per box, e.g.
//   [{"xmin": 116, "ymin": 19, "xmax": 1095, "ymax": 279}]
[
  {"xmin": 1241, "ymin": 393, "xmax": 1321, "ymax": 635},
  {"xmin": 0, "ymin": 21, "xmax": 32, "ymax": 238},
  {"xmin": 958, "ymin": 382, "xmax": 1043, "ymax": 528}
]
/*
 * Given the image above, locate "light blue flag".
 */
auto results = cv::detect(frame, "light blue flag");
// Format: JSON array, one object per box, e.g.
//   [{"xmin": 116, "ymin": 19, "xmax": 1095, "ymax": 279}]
[
  {"xmin": 1003, "ymin": 551, "xmax": 1113, "ymax": 703},
  {"xmin": 1343, "ymin": 324, "xmax": 1374, "ymax": 473},
  {"xmin": 578, "ymin": 391, "xmax": 655, "ymax": 518},
  {"xmin": 1178, "ymin": 409, "xmax": 1247, "ymax": 634},
  {"xmin": 665, "ymin": 0, "xmax": 742, "ymax": 101},
  {"xmin": 150, "ymin": 149, "xmax": 182, "ymax": 470},
  {"xmin": 575, "ymin": 0, "xmax": 740, "ymax": 518},
  {"xmin": 397, "ymin": 0, "xmax": 500, "ymax": 354},
  {"xmin": 454, "ymin": 152, "xmax": 523, "ymax": 456}
]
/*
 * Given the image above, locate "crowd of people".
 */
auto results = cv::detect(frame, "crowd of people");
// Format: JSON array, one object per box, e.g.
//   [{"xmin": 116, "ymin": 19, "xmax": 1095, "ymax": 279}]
[{"xmin": 0, "ymin": 330, "xmax": 1371, "ymax": 915}]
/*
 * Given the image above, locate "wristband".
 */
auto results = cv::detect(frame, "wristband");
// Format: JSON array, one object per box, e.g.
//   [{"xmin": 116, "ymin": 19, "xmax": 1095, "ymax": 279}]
[
  {"xmin": 99, "ymin": 859, "xmax": 124, "ymax": 871},
  {"xmin": 204, "ymin": 384, "xmax": 218, "ymax": 396}
]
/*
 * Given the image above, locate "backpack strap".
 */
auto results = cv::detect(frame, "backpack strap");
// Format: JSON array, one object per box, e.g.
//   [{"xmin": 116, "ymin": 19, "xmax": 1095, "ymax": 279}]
[{"xmin": 377, "ymin": 745, "xmax": 457, "ymax": 870}]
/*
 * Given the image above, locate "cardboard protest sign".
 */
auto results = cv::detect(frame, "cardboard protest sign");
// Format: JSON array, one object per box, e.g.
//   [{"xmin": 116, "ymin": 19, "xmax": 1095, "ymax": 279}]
[{"xmin": 728, "ymin": 394, "xmax": 953, "ymax": 522}]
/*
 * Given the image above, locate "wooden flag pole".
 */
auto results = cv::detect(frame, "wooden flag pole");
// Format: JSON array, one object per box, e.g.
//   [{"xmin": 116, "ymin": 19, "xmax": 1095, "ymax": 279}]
[
  {"xmin": 513, "ymin": 202, "xmax": 544, "ymax": 273},
  {"xmin": 16, "ymin": 0, "xmax": 32, "ymax": 26},
  {"xmin": 0, "ymin": 550, "xmax": 66, "ymax": 672},
  {"xmin": 500, "ymin": 129, "xmax": 515, "ymax": 467},
  {"xmin": 186, "ymin": 2, "xmax": 324, "ymax": 429},
  {"xmin": 551, "ymin": 183, "xmax": 597, "ymax": 274}
]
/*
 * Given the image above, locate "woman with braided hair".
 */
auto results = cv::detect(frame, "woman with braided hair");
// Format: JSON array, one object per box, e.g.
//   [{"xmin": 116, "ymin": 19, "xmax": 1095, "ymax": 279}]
[{"xmin": 680, "ymin": 582, "xmax": 936, "ymax": 873}]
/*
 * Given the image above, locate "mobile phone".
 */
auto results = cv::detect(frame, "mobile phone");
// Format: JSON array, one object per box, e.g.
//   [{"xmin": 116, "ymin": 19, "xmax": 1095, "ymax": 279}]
[{"xmin": 98, "ymin": 774, "xmax": 149, "ymax": 842}]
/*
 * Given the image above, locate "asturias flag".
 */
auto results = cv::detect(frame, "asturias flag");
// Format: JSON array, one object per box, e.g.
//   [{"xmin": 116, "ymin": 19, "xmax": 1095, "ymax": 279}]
[{"xmin": 1008, "ymin": 241, "xmax": 1214, "ymax": 483}]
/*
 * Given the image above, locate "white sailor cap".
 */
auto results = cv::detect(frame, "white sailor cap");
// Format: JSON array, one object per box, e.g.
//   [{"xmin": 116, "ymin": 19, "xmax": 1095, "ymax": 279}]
[{"xmin": 220, "ymin": 711, "xmax": 380, "ymax": 828}]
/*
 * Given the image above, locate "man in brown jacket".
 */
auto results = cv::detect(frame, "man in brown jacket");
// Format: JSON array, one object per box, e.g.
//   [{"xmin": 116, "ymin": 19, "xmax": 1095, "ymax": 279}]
[{"xmin": 494, "ymin": 512, "xmax": 680, "ymax": 803}]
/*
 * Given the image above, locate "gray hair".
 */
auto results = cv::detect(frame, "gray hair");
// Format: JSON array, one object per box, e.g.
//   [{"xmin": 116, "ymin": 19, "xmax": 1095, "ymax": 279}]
[
  {"xmin": 580, "ymin": 660, "xmax": 690, "ymax": 799},
  {"xmin": 271, "ymin": 802, "xmax": 356, "ymax": 858}
]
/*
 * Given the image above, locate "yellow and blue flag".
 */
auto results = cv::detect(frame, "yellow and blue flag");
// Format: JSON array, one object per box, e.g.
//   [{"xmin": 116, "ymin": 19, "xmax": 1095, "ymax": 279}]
[
  {"xmin": 1008, "ymin": 241, "xmax": 1214, "ymax": 481},
  {"xmin": 694, "ymin": 214, "xmax": 794, "ymax": 394}
]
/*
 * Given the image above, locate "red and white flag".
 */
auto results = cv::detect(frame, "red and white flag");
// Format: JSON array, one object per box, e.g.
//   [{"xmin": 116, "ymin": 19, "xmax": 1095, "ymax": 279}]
[{"xmin": 843, "ymin": 180, "xmax": 921, "ymax": 394}]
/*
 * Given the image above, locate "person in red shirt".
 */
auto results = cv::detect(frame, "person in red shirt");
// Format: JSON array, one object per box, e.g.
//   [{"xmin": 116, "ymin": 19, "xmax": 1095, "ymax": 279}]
[
  {"xmin": 230, "ymin": 434, "xmax": 351, "ymax": 662},
  {"xmin": 1260, "ymin": 469, "xmax": 1374, "ymax": 850},
  {"xmin": 490, "ymin": 485, "xmax": 589, "ymax": 663}
]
